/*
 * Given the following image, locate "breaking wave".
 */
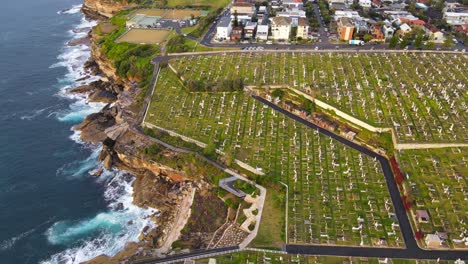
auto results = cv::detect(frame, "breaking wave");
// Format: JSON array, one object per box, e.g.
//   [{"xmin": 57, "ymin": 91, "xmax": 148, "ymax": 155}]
[
  {"xmin": 40, "ymin": 6, "xmax": 158, "ymax": 264},
  {"xmin": 42, "ymin": 170, "xmax": 157, "ymax": 264}
]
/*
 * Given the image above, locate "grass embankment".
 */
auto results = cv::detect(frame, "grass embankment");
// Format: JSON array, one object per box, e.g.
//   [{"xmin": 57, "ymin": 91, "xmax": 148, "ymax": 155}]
[
  {"xmin": 95, "ymin": 10, "xmax": 160, "ymax": 98},
  {"xmin": 250, "ymin": 183, "xmax": 286, "ymax": 249},
  {"xmin": 166, "ymin": 0, "xmax": 230, "ymax": 9}
]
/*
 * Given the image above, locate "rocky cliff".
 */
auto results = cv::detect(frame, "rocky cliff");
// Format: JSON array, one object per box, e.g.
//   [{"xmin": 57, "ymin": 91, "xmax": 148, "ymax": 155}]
[{"xmin": 82, "ymin": 0, "xmax": 129, "ymax": 18}]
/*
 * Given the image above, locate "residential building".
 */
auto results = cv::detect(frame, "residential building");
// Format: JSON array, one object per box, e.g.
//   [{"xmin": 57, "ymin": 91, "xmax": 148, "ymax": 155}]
[
  {"xmin": 277, "ymin": 10, "xmax": 307, "ymax": 26},
  {"xmin": 382, "ymin": 24, "xmax": 395, "ymax": 39},
  {"xmin": 283, "ymin": 0, "xmax": 304, "ymax": 9},
  {"xmin": 354, "ymin": 19, "xmax": 370, "ymax": 35},
  {"xmin": 231, "ymin": 2, "xmax": 255, "ymax": 16},
  {"xmin": 338, "ymin": 17, "xmax": 355, "ymax": 41},
  {"xmin": 454, "ymin": 23, "xmax": 468, "ymax": 35},
  {"xmin": 216, "ymin": 17, "xmax": 232, "ymax": 40},
  {"xmin": 424, "ymin": 25, "xmax": 446, "ymax": 43},
  {"xmin": 230, "ymin": 26, "xmax": 243, "ymax": 41},
  {"xmin": 370, "ymin": 25, "xmax": 385, "ymax": 41},
  {"xmin": 416, "ymin": 210, "xmax": 430, "ymax": 223},
  {"xmin": 258, "ymin": 6, "xmax": 267, "ymax": 14},
  {"xmin": 330, "ymin": 2, "xmax": 347, "ymax": 11},
  {"xmin": 297, "ymin": 17, "xmax": 309, "ymax": 39},
  {"xmin": 244, "ymin": 21, "xmax": 257, "ymax": 39},
  {"xmin": 425, "ymin": 234, "xmax": 442, "ymax": 248},
  {"xmin": 444, "ymin": 11, "xmax": 468, "ymax": 26},
  {"xmin": 359, "ymin": 0, "xmax": 372, "ymax": 8},
  {"xmin": 399, "ymin": 23, "xmax": 412, "ymax": 36},
  {"xmin": 271, "ymin": 16, "xmax": 292, "ymax": 40},
  {"xmin": 334, "ymin": 10, "xmax": 361, "ymax": 20},
  {"xmin": 372, "ymin": 0, "xmax": 382, "ymax": 8},
  {"xmin": 384, "ymin": 11, "xmax": 418, "ymax": 24},
  {"xmin": 256, "ymin": 24, "xmax": 269, "ymax": 40},
  {"xmin": 327, "ymin": 0, "xmax": 354, "ymax": 6}
]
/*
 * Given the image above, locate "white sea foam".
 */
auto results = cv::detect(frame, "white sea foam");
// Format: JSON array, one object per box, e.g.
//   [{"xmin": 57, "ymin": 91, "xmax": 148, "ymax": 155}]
[
  {"xmin": 42, "ymin": 171, "xmax": 157, "ymax": 264},
  {"xmin": 57, "ymin": 4, "xmax": 83, "ymax": 15},
  {"xmin": 41, "ymin": 7, "xmax": 158, "ymax": 264}
]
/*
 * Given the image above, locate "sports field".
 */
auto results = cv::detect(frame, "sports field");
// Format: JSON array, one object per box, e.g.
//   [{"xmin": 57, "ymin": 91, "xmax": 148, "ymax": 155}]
[{"xmin": 116, "ymin": 29, "xmax": 171, "ymax": 44}]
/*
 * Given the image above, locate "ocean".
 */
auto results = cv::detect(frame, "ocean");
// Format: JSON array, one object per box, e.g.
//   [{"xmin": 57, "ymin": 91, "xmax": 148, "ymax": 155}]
[{"xmin": 0, "ymin": 0, "xmax": 155, "ymax": 263}]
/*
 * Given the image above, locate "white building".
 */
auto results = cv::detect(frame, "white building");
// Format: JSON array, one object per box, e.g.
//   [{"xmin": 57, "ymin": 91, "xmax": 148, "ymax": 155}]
[
  {"xmin": 216, "ymin": 17, "xmax": 232, "ymax": 40},
  {"xmin": 359, "ymin": 0, "xmax": 372, "ymax": 8},
  {"xmin": 277, "ymin": 10, "xmax": 307, "ymax": 26},
  {"xmin": 282, "ymin": 0, "xmax": 304, "ymax": 9},
  {"xmin": 399, "ymin": 23, "xmax": 412, "ymax": 35},
  {"xmin": 334, "ymin": 10, "xmax": 361, "ymax": 20},
  {"xmin": 328, "ymin": 0, "xmax": 354, "ymax": 6},
  {"xmin": 297, "ymin": 17, "xmax": 309, "ymax": 39},
  {"xmin": 271, "ymin": 16, "xmax": 292, "ymax": 40},
  {"xmin": 444, "ymin": 12, "xmax": 468, "ymax": 26},
  {"xmin": 382, "ymin": 24, "xmax": 395, "ymax": 39},
  {"xmin": 256, "ymin": 25, "xmax": 269, "ymax": 40}
]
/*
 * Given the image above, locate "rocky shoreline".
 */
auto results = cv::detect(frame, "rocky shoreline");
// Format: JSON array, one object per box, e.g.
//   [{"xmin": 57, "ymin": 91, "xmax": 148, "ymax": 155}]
[{"xmin": 70, "ymin": 5, "xmax": 210, "ymax": 263}]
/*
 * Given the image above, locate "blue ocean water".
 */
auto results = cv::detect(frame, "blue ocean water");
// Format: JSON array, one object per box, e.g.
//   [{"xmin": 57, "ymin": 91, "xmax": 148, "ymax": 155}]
[{"xmin": 0, "ymin": 1, "xmax": 156, "ymax": 263}]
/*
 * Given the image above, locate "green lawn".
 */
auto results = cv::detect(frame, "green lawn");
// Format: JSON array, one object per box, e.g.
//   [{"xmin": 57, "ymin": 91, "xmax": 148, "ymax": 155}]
[{"xmin": 250, "ymin": 184, "xmax": 286, "ymax": 249}]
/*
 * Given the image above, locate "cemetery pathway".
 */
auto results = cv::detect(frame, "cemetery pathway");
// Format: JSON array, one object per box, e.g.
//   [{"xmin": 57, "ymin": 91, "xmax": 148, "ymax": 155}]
[
  {"xmin": 254, "ymin": 95, "xmax": 468, "ymax": 260},
  {"xmin": 135, "ymin": 54, "xmax": 468, "ymax": 262}
]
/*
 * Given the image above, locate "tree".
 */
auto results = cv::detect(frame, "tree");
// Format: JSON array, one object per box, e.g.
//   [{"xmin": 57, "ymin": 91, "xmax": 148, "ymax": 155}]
[
  {"xmin": 399, "ymin": 35, "xmax": 409, "ymax": 49},
  {"xmin": 425, "ymin": 41, "xmax": 435, "ymax": 50},
  {"xmin": 414, "ymin": 33, "xmax": 424, "ymax": 49},
  {"xmin": 389, "ymin": 34, "xmax": 399, "ymax": 49},
  {"xmin": 233, "ymin": 10, "xmax": 239, "ymax": 27},
  {"xmin": 443, "ymin": 33, "xmax": 455, "ymax": 48},
  {"xmin": 271, "ymin": 89, "xmax": 285, "ymax": 99},
  {"xmin": 363, "ymin": 34, "xmax": 372, "ymax": 42}
]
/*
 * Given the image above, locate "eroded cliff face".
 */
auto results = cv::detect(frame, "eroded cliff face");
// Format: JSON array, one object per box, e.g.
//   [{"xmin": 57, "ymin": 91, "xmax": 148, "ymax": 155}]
[{"xmin": 82, "ymin": 0, "xmax": 129, "ymax": 18}]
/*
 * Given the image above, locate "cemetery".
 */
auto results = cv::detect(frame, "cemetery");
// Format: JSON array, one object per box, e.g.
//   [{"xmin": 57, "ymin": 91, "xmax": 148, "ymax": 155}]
[
  {"xmin": 168, "ymin": 52, "xmax": 467, "ymax": 144},
  {"xmin": 398, "ymin": 148, "xmax": 467, "ymax": 248},
  {"xmin": 194, "ymin": 251, "xmax": 454, "ymax": 263},
  {"xmin": 145, "ymin": 67, "xmax": 404, "ymax": 247}
]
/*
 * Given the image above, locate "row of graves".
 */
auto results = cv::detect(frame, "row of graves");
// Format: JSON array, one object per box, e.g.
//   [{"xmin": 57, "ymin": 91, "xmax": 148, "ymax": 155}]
[
  {"xmin": 146, "ymin": 67, "xmax": 404, "ymax": 247},
  {"xmin": 169, "ymin": 52, "xmax": 467, "ymax": 144},
  {"xmin": 398, "ymin": 148, "xmax": 467, "ymax": 249}
]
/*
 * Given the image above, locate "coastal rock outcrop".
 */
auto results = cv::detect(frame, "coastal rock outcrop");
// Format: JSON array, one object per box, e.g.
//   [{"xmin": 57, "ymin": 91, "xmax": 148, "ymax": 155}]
[
  {"xmin": 74, "ymin": 104, "xmax": 117, "ymax": 144},
  {"xmin": 82, "ymin": 0, "xmax": 129, "ymax": 18}
]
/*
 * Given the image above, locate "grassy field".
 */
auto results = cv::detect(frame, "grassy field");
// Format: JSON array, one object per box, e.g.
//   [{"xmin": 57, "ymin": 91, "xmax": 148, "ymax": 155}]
[
  {"xmin": 166, "ymin": 0, "xmax": 230, "ymax": 9},
  {"xmin": 169, "ymin": 53, "xmax": 468, "ymax": 144},
  {"xmin": 145, "ymin": 67, "xmax": 404, "ymax": 247},
  {"xmin": 250, "ymin": 184, "xmax": 286, "ymax": 249},
  {"xmin": 116, "ymin": 28, "xmax": 171, "ymax": 44},
  {"xmin": 195, "ymin": 251, "xmax": 453, "ymax": 264},
  {"xmin": 398, "ymin": 148, "xmax": 467, "ymax": 248}
]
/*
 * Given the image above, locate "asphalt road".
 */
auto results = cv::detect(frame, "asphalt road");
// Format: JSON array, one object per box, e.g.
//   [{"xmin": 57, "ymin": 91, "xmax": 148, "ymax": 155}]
[
  {"xmin": 195, "ymin": 9, "xmax": 466, "ymax": 51},
  {"xmin": 132, "ymin": 247, "xmax": 239, "ymax": 264}
]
